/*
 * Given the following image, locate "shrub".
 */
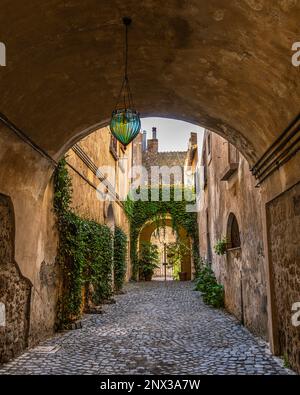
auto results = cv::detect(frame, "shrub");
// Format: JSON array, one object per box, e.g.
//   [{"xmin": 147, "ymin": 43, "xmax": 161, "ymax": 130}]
[
  {"xmin": 114, "ymin": 227, "xmax": 128, "ymax": 292},
  {"xmin": 54, "ymin": 158, "xmax": 113, "ymax": 328},
  {"xmin": 167, "ymin": 241, "xmax": 191, "ymax": 280},
  {"xmin": 138, "ymin": 242, "xmax": 159, "ymax": 280},
  {"xmin": 195, "ymin": 265, "xmax": 224, "ymax": 308},
  {"xmin": 214, "ymin": 237, "xmax": 227, "ymax": 256}
]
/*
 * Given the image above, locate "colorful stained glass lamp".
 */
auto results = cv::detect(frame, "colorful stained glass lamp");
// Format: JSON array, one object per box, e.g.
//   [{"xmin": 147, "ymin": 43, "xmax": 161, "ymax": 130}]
[{"xmin": 110, "ymin": 17, "xmax": 141, "ymax": 147}]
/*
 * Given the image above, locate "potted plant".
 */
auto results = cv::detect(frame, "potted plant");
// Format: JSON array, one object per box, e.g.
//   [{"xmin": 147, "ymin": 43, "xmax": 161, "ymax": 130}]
[
  {"xmin": 167, "ymin": 241, "xmax": 190, "ymax": 281},
  {"xmin": 138, "ymin": 241, "xmax": 159, "ymax": 281},
  {"xmin": 214, "ymin": 237, "xmax": 227, "ymax": 256}
]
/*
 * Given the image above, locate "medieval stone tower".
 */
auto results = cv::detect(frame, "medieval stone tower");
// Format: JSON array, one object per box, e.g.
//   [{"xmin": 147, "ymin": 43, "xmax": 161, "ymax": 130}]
[{"xmin": 140, "ymin": 127, "xmax": 197, "ymax": 187}]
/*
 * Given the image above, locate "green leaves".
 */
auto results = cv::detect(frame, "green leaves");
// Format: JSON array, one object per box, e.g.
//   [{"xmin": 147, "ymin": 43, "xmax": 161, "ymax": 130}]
[
  {"xmin": 114, "ymin": 227, "xmax": 128, "ymax": 292},
  {"xmin": 54, "ymin": 159, "xmax": 113, "ymax": 329},
  {"xmin": 86, "ymin": 221, "xmax": 113, "ymax": 305},
  {"xmin": 195, "ymin": 265, "xmax": 224, "ymax": 308},
  {"xmin": 54, "ymin": 157, "xmax": 72, "ymax": 215},
  {"xmin": 124, "ymin": 186, "xmax": 200, "ymax": 280},
  {"xmin": 214, "ymin": 237, "xmax": 228, "ymax": 256},
  {"xmin": 138, "ymin": 242, "xmax": 159, "ymax": 280}
]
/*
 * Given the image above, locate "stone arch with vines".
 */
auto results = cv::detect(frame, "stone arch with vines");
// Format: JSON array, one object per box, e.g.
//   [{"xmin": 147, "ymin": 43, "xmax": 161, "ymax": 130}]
[{"xmin": 124, "ymin": 187, "xmax": 200, "ymax": 280}]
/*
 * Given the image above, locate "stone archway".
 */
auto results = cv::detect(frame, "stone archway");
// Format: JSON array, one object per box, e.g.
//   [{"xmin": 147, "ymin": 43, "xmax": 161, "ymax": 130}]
[
  {"xmin": 0, "ymin": 1, "xmax": 299, "ymax": 164},
  {"xmin": 138, "ymin": 217, "xmax": 192, "ymax": 280},
  {"xmin": 0, "ymin": 0, "xmax": 299, "ymax": 305},
  {"xmin": 150, "ymin": 226, "xmax": 177, "ymax": 280},
  {"xmin": 0, "ymin": 1, "xmax": 299, "ymax": 369}
]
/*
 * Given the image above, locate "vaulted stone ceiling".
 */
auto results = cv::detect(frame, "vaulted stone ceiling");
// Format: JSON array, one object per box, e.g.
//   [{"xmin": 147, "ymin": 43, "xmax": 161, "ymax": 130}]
[{"xmin": 0, "ymin": 0, "xmax": 299, "ymax": 164}]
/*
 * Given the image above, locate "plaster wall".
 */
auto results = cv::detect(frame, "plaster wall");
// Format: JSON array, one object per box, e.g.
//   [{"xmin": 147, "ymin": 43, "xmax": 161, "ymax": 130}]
[
  {"xmin": 198, "ymin": 132, "xmax": 268, "ymax": 339},
  {"xmin": 0, "ymin": 124, "xmax": 60, "ymax": 350}
]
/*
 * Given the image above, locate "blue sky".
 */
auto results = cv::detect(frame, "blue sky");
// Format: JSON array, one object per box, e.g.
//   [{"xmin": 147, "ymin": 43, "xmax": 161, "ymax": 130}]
[{"xmin": 141, "ymin": 117, "xmax": 204, "ymax": 153}]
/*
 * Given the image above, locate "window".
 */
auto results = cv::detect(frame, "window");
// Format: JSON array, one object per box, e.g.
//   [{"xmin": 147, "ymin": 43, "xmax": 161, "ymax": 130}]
[
  {"xmin": 227, "ymin": 213, "xmax": 241, "ymax": 249},
  {"xmin": 228, "ymin": 143, "xmax": 239, "ymax": 164},
  {"xmin": 220, "ymin": 143, "xmax": 239, "ymax": 181}
]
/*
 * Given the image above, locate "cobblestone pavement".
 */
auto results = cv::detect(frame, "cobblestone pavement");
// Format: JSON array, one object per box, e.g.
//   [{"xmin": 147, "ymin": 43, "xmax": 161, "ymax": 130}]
[{"xmin": 0, "ymin": 281, "xmax": 294, "ymax": 375}]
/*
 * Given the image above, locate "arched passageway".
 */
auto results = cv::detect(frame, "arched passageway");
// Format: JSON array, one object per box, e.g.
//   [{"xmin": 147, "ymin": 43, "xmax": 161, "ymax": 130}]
[
  {"xmin": 0, "ymin": 0, "xmax": 299, "ymax": 163},
  {"xmin": 150, "ymin": 226, "xmax": 177, "ymax": 280},
  {"xmin": 0, "ymin": 0, "xmax": 299, "ymax": 373},
  {"xmin": 139, "ymin": 218, "xmax": 192, "ymax": 281}
]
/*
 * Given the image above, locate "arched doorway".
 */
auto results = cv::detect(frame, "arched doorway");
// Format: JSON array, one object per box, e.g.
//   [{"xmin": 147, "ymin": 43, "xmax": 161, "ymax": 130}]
[
  {"xmin": 150, "ymin": 226, "xmax": 177, "ymax": 280},
  {"xmin": 225, "ymin": 213, "xmax": 244, "ymax": 324},
  {"xmin": 105, "ymin": 202, "xmax": 116, "ymax": 232},
  {"xmin": 0, "ymin": 1, "xmax": 299, "ymax": 371},
  {"xmin": 138, "ymin": 217, "xmax": 192, "ymax": 281},
  {"xmin": 227, "ymin": 213, "xmax": 241, "ymax": 249}
]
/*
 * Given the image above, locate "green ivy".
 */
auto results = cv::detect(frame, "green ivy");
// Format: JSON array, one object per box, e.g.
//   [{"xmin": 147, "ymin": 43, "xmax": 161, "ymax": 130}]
[
  {"xmin": 167, "ymin": 241, "xmax": 191, "ymax": 280},
  {"xmin": 194, "ymin": 263, "xmax": 224, "ymax": 308},
  {"xmin": 124, "ymin": 186, "xmax": 200, "ymax": 280},
  {"xmin": 113, "ymin": 227, "xmax": 128, "ymax": 292},
  {"xmin": 85, "ymin": 221, "xmax": 113, "ymax": 304},
  {"xmin": 214, "ymin": 237, "xmax": 227, "ymax": 256},
  {"xmin": 54, "ymin": 158, "xmax": 113, "ymax": 329},
  {"xmin": 138, "ymin": 241, "xmax": 160, "ymax": 281}
]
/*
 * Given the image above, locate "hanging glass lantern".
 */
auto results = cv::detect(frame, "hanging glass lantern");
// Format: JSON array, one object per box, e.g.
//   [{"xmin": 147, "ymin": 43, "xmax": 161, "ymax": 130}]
[
  {"xmin": 110, "ymin": 17, "xmax": 141, "ymax": 147},
  {"xmin": 110, "ymin": 108, "xmax": 141, "ymax": 147}
]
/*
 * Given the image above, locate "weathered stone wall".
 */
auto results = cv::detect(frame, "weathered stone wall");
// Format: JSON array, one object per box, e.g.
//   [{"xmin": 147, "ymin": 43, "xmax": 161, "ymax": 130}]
[
  {"xmin": 0, "ymin": 194, "xmax": 32, "ymax": 364},
  {"xmin": 0, "ymin": 124, "xmax": 60, "ymax": 354},
  {"xmin": 267, "ymin": 182, "xmax": 300, "ymax": 373},
  {"xmin": 0, "ymin": 124, "xmax": 133, "ymax": 364},
  {"xmin": 143, "ymin": 150, "xmax": 186, "ymax": 176},
  {"xmin": 225, "ymin": 249, "xmax": 243, "ymax": 322},
  {"xmin": 142, "ymin": 132, "xmax": 186, "ymax": 186},
  {"xmin": 198, "ymin": 131, "xmax": 268, "ymax": 339}
]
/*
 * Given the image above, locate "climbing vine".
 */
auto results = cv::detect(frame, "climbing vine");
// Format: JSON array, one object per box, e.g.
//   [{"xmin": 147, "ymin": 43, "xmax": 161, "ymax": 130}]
[
  {"xmin": 194, "ymin": 260, "xmax": 224, "ymax": 308},
  {"xmin": 124, "ymin": 186, "xmax": 200, "ymax": 279},
  {"xmin": 113, "ymin": 227, "xmax": 128, "ymax": 292},
  {"xmin": 54, "ymin": 158, "xmax": 113, "ymax": 329}
]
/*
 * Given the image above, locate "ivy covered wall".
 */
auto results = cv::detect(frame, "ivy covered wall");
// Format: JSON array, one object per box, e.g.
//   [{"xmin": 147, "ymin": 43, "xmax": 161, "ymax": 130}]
[
  {"xmin": 124, "ymin": 187, "xmax": 200, "ymax": 280},
  {"xmin": 113, "ymin": 227, "xmax": 128, "ymax": 292},
  {"xmin": 54, "ymin": 159, "xmax": 127, "ymax": 328}
]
